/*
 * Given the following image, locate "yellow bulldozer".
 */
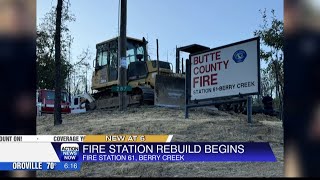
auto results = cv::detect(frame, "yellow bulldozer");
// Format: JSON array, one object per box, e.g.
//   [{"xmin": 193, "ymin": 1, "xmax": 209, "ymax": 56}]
[
  {"xmin": 85, "ymin": 36, "xmax": 248, "ymax": 113},
  {"xmin": 89, "ymin": 36, "xmax": 186, "ymax": 109}
]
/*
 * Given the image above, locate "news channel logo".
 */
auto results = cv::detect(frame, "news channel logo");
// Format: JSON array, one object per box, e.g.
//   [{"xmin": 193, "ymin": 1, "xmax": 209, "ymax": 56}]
[
  {"xmin": 60, "ymin": 143, "xmax": 79, "ymax": 161},
  {"xmin": 233, "ymin": 50, "xmax": 247, "ymax": 63}
]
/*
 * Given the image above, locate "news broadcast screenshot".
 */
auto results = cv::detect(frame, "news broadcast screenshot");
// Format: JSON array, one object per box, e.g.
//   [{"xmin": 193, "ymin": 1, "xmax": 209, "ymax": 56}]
[{"xmin": 1, "ymin": 0, "xmax": 320, "ymax": 178}]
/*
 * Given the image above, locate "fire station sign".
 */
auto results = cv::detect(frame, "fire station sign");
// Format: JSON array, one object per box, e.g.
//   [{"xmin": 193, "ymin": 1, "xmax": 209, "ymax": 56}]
[{"xmin": 190, "ymin": 37, "xmax": 260, "ymax": 101}]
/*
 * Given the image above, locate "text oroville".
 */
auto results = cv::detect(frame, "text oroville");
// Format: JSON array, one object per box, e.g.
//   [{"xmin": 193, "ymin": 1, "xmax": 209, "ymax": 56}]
[
  {"xmin": 192, "ymin": 50, "xmax": 230, "ymax": 88},
  {"xmin": 82, "ymin": 144, "xmax": 245, "ymax": 154}
]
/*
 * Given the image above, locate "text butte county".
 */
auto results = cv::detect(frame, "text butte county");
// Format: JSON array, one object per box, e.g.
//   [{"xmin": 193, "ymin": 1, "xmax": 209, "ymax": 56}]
[{"xmin": 192, "ymin": 50, "xmax": 230, "ymax": 88}]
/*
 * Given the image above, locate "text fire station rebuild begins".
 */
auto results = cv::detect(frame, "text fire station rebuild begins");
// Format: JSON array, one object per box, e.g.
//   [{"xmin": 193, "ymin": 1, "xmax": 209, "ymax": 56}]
[{"xmin": 190, "ymin": 38, "xmax": 259, "ymax": 101}]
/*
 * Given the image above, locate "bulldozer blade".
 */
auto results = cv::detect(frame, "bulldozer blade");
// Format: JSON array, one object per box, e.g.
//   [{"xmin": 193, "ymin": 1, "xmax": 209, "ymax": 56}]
[{"xmin": 154, "ymin": 74, "xmax": 185, "ymax": 108}]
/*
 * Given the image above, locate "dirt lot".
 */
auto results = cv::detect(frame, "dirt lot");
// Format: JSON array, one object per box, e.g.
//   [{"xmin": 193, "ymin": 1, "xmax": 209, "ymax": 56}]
[{"xmin": 37, "ymin": 106, "xmax": 283, "ymax": 177}]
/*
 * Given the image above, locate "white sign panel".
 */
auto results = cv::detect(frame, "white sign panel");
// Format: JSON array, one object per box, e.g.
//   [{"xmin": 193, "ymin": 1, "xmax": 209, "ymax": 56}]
[
  {"xmin": 121, "ymin": 57, "xmax": 127, "ymax": 68},
  {"xmin": 190, "ymin": 38, "xmax": 260, "ymax": 101}
]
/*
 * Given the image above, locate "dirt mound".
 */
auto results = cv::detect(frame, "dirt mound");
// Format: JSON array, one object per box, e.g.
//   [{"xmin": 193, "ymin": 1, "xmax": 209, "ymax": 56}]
[{"xmin": 37, "ymin": 106, "xmax": 283, "ymax": 177}]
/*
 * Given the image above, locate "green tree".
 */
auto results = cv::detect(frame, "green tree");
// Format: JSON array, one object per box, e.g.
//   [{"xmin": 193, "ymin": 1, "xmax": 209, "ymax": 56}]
[
  {"xmin": 36, "ymin": 0, "xmax": 75, "ymax": 90},
  {"xmin": 37, "ymin": 0, "xmax": 91, "ymax": 96},
  {"xmin": 254, "ymin": 9, "xmax": 284, "ymax": 115}
]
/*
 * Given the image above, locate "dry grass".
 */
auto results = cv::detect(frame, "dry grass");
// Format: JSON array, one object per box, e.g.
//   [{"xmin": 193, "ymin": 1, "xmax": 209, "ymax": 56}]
[{"xmin": 37, "ymin": 106, "xmax": 283, "ymax": 177}]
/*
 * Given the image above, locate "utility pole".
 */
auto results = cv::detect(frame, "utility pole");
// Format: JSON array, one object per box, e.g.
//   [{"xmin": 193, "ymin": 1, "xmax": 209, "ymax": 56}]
[
  {"xmin": 156, "ymin": 39, "xmax": 159, "ymax": 74},
  {"xmin": 118, "ymin": 0, "xmax": 127, "ymax": 111}
]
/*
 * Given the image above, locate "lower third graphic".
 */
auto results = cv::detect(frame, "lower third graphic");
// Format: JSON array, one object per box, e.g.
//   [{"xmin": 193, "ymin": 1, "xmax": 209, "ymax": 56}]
[{"xmin": 60, "ymin": 143, "xmax": 79, "ymax": 161}]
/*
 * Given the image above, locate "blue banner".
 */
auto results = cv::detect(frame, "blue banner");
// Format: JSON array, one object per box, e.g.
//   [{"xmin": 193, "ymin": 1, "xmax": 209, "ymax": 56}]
[
  {"xmin": 0, "ymin": 162, "xmax": 81, "ymax": 171},
  {"xmin": 51, "ymin": 142, "xmax": 276, "ymax": 162}
]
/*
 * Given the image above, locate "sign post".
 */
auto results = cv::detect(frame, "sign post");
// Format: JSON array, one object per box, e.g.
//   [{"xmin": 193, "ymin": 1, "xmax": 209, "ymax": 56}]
[
  {"xmin": 247, "ymin": 96, "xmax": 252, "ymax": 123},
  {"xmin": 185, "ymin": 37, "xmax": 260, "ymax": 122},
  {"xmin": 185, "ymin": 59, "xmax": 190, "ymax": 119}
]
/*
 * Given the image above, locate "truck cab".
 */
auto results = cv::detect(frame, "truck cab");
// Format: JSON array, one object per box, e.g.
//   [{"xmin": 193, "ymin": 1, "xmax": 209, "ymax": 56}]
[
  {"xmin": 36, "ymin": 89, "xmax": 71, "ymax": 114},
  {"xmin": 92, "ymin": 37, "xmax": 149, "ymax": 91}
]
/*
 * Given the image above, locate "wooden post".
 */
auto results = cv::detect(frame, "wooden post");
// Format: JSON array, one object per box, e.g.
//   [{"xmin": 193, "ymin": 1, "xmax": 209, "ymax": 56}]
[
  {"xmin": 118, "ymin": 0, "xmax": 127, "ymax": 111},
  {"xmin": 182, "ymin": 58, "xmax": 184, "ymax": 73},
  {"xmin": 156, "ymin": 39, "xmax": 159, "ymax": 74},
  {"xmin": 247, "ymin": 96, "xmax": 252, "ymax": 123}
]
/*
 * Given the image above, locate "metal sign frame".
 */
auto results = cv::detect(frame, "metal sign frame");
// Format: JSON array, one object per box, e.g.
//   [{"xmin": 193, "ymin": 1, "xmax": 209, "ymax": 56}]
[{"xmin": 185, "ymin": 37, "xmax": 260, "ymax": 122}]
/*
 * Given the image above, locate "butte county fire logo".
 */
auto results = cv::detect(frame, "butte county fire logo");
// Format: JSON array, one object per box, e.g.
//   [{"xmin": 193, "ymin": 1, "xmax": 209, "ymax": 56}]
[{"xmin": 233, "ymin": 50, "xmax": 247, "ymax": 63}]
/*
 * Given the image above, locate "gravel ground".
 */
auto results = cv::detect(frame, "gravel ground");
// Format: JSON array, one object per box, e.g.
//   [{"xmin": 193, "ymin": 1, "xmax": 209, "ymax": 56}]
[{"xmin": 37, "ymin": 106, "xmax": 283, "ymax": 177}]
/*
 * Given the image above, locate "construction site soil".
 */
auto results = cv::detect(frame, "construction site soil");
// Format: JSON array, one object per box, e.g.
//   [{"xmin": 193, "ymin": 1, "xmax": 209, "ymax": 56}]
[{"xmin": 37, "ymin": 106, "xmax": 283, "ymax": 177}]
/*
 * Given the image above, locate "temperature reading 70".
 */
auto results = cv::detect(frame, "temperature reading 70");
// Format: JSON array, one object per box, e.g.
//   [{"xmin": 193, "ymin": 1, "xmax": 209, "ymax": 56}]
[{"xmin": 46, "ymin": 162, "xmax": 56, "ymax": 170}]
